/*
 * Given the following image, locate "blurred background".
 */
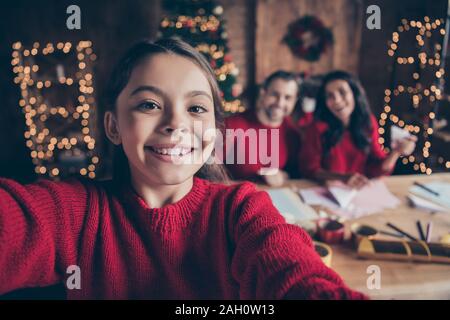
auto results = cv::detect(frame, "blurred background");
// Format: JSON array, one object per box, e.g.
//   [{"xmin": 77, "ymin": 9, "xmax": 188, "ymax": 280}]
[{"xmin": 0, "ymin": 0, "xmax": 449, "ymax": 184}]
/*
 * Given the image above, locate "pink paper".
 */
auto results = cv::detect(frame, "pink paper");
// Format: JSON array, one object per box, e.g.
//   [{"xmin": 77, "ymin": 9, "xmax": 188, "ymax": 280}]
[{"xmin": 299, "ymin": 179, "xmax": 400, "ymax": 219}]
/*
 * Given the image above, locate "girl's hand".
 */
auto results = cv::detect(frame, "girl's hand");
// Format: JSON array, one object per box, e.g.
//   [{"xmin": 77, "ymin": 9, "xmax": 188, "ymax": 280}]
[
  {"xmin": 392, "ymin": 136, "xmax": 417, "ymax": 156},
  {"xmin": 344, "ymin": 172, "xmax": 370, "ymax": 189},
  {"xmin": 262, "ymin": 169, "xmax": 288, "ymax": 187}
]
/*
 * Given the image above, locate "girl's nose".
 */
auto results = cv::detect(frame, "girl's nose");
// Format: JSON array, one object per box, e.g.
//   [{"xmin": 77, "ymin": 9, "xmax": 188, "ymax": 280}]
[
  {"xmin": 162, "ymin": 112, "xmax": 189, "ymax": 135},
  {"xmin": 164, "ymin": 126, "xmax": 189, "ymax": 134}
]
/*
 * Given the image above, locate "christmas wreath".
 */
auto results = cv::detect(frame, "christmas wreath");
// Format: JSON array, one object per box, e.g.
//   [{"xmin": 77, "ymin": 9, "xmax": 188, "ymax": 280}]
[{"xmin": 283, "ymin": 15, "xmax": 334, "ymax": 62}]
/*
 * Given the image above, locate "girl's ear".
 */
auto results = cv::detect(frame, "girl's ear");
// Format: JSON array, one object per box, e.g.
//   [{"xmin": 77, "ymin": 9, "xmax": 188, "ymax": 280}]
[{"xmin": 104, "ymin": 111, "xmax": 122, "ymax": 145}]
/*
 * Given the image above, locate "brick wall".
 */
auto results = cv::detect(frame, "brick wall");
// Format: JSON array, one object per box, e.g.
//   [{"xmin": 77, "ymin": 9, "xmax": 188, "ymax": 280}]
[{"xmin": 219, "ymin": 0, "xmax": 257, "ymax": 107}]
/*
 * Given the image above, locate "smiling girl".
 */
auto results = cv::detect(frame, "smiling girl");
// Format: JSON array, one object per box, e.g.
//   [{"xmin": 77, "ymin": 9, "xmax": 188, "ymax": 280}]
[
  {"xmin": 0, "ymin": 39, "xmax": 365, "ymax": 299},
  {"xmin": 299, "ymin": 71, "xmax": 416, "ymax": 189}
]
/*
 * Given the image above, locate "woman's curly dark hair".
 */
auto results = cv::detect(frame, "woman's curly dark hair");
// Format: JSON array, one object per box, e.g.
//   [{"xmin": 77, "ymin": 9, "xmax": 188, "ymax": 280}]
[{"xmin": 314, "ymin": 70, "xmax": 373, "ymax": 155}]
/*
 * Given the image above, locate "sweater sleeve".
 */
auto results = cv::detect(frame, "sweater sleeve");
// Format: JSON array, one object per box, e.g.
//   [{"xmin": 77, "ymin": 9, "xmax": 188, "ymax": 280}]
[
  {"xmin": 228, "ymin": 182, "xmax": 367, "ymax": 300},
  {"xmin": 298, "ymin": 123, "xmax": 323, "ymax": 179},
  {"xmin": 0, "ymin": 178, "xmax": 87, "ymax": 294},
  {"xmin": 365, "ymin": 116, "xmax": 391, "ymax": 178}
]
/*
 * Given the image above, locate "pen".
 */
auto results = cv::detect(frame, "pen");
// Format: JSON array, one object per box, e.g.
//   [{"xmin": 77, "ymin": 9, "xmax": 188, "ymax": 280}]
[
  {"xmin": 386, "ymin": 222, "xmax": 418, "ymax": 241},
  {"xmin": 416, "ymin": 220, "xmax": 426, "ymax": 241},
  {"xmin": 426, "ymin": 222, "xmax": 433, "ymax": 243},
  {"xmin": 413, "ymin": 182, "xmax": 439, "ymax": 197}
]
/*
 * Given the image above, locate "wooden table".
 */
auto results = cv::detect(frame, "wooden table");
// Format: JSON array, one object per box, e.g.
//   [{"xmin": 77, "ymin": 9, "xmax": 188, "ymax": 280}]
[{"xmin": 262, "ymin": 173, "xmax": 450, "ymax": 299}]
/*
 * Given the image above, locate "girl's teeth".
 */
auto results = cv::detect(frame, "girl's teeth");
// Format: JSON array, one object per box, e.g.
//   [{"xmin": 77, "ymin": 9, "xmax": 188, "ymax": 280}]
[
  {"xmin": 168, "ymin": 148, "xmax": 180, "ymax": 155},
  {"xmin": 151, "ymin": 147, "xmax": 190, "ymax": 156}
]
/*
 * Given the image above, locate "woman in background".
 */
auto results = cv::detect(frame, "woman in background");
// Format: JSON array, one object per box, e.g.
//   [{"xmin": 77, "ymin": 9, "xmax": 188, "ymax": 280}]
[{"xmin": 299, "ymin": 70, "xmax": 416, "ymax": 189}]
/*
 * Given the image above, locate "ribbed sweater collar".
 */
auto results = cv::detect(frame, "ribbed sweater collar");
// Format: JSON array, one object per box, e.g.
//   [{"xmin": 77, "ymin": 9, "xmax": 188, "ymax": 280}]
[{"xmin": 117, "ymin": 177, "xmax": 211, "ymax": 231}]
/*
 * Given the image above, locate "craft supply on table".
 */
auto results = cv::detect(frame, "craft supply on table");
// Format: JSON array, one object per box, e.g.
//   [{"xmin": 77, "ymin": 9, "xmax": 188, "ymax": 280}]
[
  {"xmin": 386, "ymin": 222, "xmax": 418, "ymax": 242},
  {"xmin": 425, "ymin": 221, "xmax": 433, "ymax": 243},
  {"xmin": 416, "ymin": 220, "xmax": 426, "ymax": 241},
  {"xmin": 350, "ymin": 223, "xmax": 378, "ymax": 248},
  {"xmin": 357, "ymin": 238, "xmax": 450, "ymax": 264},
  {"xmin": 441, "ymin": 233, "xmax": 450, "ymax": 245},
  {"xmin": 316, "ymin": 218, "xmax": 345, "ymax": 244}
]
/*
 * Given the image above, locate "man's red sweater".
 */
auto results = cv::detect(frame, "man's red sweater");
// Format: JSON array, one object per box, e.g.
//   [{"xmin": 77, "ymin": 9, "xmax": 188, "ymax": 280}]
[
  {"xmin": 299, "ymin": 115, "xmax": 390, "ymax": 178},
  {"xmin": 224, "ymin": 111, "xmax": 300, "ymax": 180},
  {"xmin": 297, "ymin": 112, "xmax": 314, "ymax": 127},
  {"xmin": 0, "ymin": 177, "xmax": 366, "ymax": 299}
]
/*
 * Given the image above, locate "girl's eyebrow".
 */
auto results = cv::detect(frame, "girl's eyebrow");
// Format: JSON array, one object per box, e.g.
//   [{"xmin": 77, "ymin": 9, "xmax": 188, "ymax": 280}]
[
  {"xmin": 186, "ymin": 90, "xmax": 213, "ymax": 102},
  {"xmin": 130, "ymin": 85, "xmax": 165, "ymax": 98},
  {"xmin": 130, "ymin": 86, "xmax": 212, "ymax": 102}
]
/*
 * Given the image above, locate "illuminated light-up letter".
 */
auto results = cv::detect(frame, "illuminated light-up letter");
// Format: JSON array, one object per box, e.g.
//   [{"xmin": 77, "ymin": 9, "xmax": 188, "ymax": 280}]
[
  {"xmin": 380, "ymin": 17, "xmax": 447, "ymax": 174},
  {"xmin": 11, "ymin": 40, "xmax": 99, "ymax": 179}
]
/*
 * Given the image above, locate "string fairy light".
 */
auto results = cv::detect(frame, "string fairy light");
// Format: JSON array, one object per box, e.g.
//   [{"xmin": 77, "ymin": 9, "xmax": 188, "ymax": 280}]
[
  {"xmin": 11, "ymin": 40, "xmax": 99, "ymax": 179},
  {"xmin": 381, "ymin": 16, "xmax": 447, "ymax": 175}
]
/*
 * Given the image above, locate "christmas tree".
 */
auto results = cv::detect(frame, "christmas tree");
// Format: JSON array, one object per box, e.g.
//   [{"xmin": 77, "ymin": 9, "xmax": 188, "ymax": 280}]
[{"xmin": 158, "ymin": 0, "xmax": 244, "ymax": 113}]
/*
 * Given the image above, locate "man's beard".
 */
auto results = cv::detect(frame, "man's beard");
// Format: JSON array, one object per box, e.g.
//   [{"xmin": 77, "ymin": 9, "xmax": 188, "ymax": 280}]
[{"xmin": 265, "ymin": 106, "xmax": 284, "ymax": 121}]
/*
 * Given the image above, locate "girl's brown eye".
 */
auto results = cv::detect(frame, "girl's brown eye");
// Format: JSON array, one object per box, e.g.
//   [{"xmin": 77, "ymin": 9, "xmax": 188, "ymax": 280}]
[
  {"xmin": 137, "ymin": 101, "xmax": 160, "ymax": 111},
  {"xmin": 188, "ymin": 105, "xmax": 207, "ymax": 114}
]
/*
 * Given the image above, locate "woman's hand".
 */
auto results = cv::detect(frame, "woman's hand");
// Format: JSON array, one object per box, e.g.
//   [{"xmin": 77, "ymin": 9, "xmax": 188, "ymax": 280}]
[
  {"xmin": 392, "ymin": 136, "xmax": 417, "ymax": 156},
  {"xmin": 343, "ymin": 172, "xmax": 370, "ymax": 189},
  {"xmin": 315, "ymin": 170, "xmax": 369, "ymax": 190}
]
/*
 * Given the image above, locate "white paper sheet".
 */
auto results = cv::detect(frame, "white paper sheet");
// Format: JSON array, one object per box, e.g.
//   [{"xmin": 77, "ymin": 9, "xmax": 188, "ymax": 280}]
[
  {"xmin": 407, "ymin": 193, "xmax": 449, "ymax": 212},
  {"xmin": 409, "ymin": 181, "xmax": 450, "ymax": 210},
  {"xmin": 266, "ymin": 188, "xmax": 318, "ymax": 230},
  {"xmin": 391, "ymin": 125, "xmax": 412, "ymax": 148},
  {"xmin": 299, "ymin": 179, "xmax": 400, "ymax": 219}
]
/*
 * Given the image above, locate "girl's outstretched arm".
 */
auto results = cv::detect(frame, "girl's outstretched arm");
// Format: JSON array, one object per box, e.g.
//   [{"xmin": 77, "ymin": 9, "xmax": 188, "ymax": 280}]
[
  {"xmin": 227, "ymin": 182, "xmax": 367, "ymax": 300},
  {"xmin": 0, "ymin": 178, "xmax": 87, "ymax": 294}
]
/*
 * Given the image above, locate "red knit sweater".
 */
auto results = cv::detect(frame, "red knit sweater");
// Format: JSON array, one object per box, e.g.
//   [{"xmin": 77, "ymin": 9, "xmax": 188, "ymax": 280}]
[
  {"xmin": 0, "ymin": 177, "xmax": 366, "ymax": 299},
  {"xmin": 297, "ymin": 112, "xmax": 314, "ymax": 127},
  {"xmin": 224, "ymin": 111, "xmax": 300, "ymax": 180},
  {"xmin": 299, "ymin": 115, "xmax": 390, "ymax": 178}
]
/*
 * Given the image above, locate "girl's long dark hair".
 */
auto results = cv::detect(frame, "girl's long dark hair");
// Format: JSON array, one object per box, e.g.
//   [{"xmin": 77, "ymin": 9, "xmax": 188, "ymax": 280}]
[
  {"xmin": 314, "ymin": 70, "xmax": 373, "ymax": 155},
  {"xmin": 103, "ymin": 38, "xmax": 229, "ymax": 183}
]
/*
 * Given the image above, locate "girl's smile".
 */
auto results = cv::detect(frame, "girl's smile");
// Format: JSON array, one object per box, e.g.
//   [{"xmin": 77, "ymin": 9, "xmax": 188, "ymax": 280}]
[{"xmin": 144, "ymin": 143, "xmax": 195, "ymax": 163}]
